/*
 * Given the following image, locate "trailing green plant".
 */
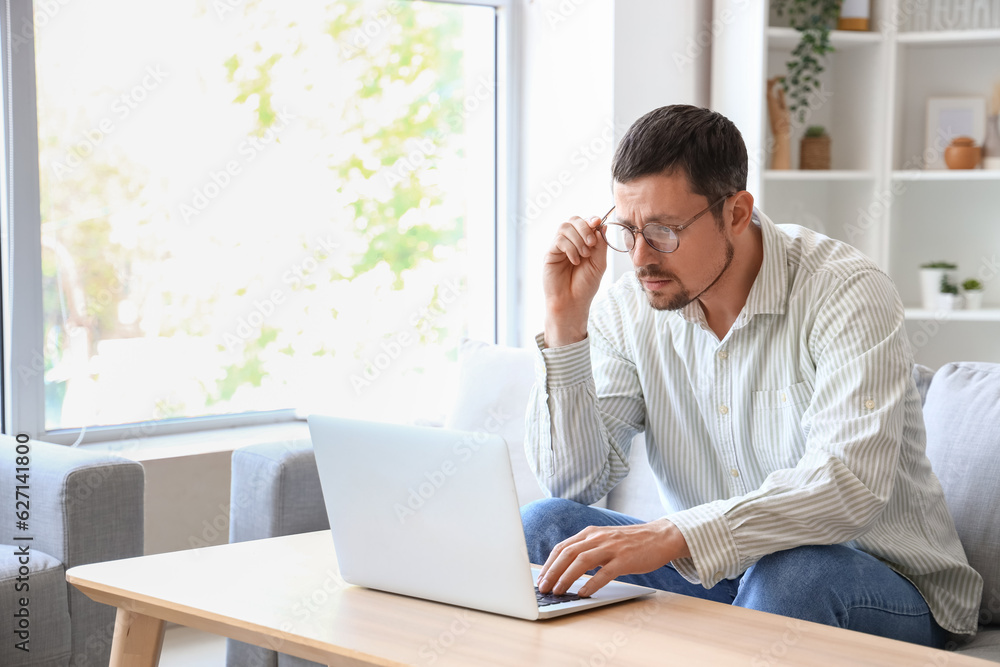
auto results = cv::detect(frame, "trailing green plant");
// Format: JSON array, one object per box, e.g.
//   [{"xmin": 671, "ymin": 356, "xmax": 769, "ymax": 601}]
[
  {"xmin": 920, "ymin": 261, "xmax": 958, "ymax": 269},
  {"xmin": 940, "ymin": 275, "xmax": 959, "ymax": 295},
  {"xmin": 773, "ymin": 0, "xmax": 843, "ymax": 124},
  {"xmin": 962, "ymin": 278, "xmax": 983, "ymax": 291}
]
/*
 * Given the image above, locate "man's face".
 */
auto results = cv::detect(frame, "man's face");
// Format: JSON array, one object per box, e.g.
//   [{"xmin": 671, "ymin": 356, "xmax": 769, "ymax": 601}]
[{"xmin": 612, "ymin": 171, "xmax": 734, "ymax": 311}]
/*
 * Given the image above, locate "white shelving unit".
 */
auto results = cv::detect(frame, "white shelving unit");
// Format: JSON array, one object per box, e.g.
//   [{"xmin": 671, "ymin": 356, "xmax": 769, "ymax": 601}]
[
  {"xmin": 905, "ymin": 308, "xmax": 1000, "ymax": 321},
  {"xmin": 712, "ymin": 0, "xmax": 1000, "ymax": 368}
]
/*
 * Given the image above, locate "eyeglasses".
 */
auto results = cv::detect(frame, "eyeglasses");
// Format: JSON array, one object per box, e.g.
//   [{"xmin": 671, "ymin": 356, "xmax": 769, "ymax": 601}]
[{"xmin": 598, "ymin": 193, "xmax": 734, "ymax": 254}]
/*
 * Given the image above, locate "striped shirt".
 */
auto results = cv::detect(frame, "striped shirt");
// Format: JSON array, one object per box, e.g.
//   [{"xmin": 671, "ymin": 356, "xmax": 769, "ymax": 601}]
[{"xmin": 526, "ymin": 208, "xmax": 982, "ymax": 635}]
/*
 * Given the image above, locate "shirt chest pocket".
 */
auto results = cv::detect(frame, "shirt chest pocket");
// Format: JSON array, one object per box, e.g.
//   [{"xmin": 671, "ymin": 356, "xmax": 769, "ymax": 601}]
[{"xmin": 750, "ymin": 381, "xmax": 811, "ymax": 472}]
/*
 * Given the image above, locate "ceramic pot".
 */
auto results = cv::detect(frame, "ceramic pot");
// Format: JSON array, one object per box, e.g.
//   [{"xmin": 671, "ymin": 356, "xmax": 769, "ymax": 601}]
[
  {"xmin": 944, "ymin": 136, "xmax": 981, "ymax": 169},
  {"xmin": 964, "ymin": 290, "xmax": 984, "ymax": 310}
]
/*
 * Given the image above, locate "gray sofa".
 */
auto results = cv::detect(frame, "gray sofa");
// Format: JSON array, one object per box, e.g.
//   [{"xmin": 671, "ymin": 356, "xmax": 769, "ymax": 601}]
[
  {"xmin": 0, "ymin": 436, "xmax": 145, "ymax": 667},
  {"xmin": 227, "ymin": 345, "xmax": 1000, "ymax": 665}
]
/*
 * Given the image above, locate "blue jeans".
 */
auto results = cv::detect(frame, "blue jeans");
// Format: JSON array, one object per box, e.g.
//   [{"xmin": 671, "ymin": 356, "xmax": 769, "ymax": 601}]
[{"xmin": 521, "ymin": 498, "xmax": 948, "ymax": 648}]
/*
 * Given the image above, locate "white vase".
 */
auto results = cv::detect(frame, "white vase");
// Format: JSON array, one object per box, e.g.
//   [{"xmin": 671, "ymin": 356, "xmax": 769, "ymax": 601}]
[
  {"xmin": 964, "ymin": 290, "xmax": 984, "ymax": 310},
  {"xmin": 920, "ymin": 268, "xmax": 951, "ymax": 310}
]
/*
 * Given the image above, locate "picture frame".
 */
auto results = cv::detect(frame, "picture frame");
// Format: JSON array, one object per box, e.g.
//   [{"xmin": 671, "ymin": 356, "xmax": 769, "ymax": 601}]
[{"xmin": 925, "ymin": 97, "xmax": 986, "ymax": 169}]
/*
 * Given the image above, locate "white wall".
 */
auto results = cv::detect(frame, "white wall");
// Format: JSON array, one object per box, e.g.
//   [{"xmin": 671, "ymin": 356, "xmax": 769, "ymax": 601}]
[
  {"xmin": 517, "ymin": 0, "xmax": 713, "ymax": 341},
  {"xmin": 516, "ymin": 0, "xmax": 616, "ymax": 345},
  {"xmin": 143, "ymin": 453, "xmax": 231, "ymax": 554},
  {"xmin": 609, "ymin": 0, "xmax": 712, "ymax": 280}
]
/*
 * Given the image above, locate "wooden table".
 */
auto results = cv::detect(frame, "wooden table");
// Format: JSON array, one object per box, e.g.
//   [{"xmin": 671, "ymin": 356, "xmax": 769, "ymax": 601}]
[{"xmin": 67, "ymin": 530, "xmax": 993, "ymax": 666}]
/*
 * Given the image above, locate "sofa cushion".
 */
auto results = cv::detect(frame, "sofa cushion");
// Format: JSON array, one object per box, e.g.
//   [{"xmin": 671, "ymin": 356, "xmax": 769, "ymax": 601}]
[
  {"xmin": 604, "ymin": 433, "xmax": 665, "ymax": 521},
  {"xmin": 229, "ymin": 440, "xmax": 328, "ymax": 543},
  {"xmin": 955, "ymin": 626, "xmax": 1000, "ymax": 660},
  {"xmin": 0, "ymin": 546, "xmax": 71, "ymax": 665},
  {"xmin": 913, "ymin": 363, "xmax": 934, "ymax": 405},
  {"xmin": 923, "ymin": 362, "xmax": 1000, "ymax": 626},
  {"xmin": 446, "ymin": 339, "xmax": 548, "ymax": 507}
]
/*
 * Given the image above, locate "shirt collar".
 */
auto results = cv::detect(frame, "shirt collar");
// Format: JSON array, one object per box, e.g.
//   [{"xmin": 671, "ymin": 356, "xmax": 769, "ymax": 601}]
[{"xmin": 740, "ymin": 207, "xmax": 787, "ymax": 319}]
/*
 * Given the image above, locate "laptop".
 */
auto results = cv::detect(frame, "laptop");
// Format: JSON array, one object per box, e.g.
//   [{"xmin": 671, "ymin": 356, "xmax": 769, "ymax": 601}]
[{"xmin": 307, "ymin": 415, "xmax": 656, "ymax": 620}]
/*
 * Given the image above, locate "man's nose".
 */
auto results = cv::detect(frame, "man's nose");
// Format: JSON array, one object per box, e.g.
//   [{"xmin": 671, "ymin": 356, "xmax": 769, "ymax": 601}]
[{"xmin": 630, "ymin": 232, "xmax": 659, "ymax": 266}]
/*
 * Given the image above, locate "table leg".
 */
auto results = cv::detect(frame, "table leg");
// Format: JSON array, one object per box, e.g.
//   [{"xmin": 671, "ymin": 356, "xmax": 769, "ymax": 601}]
[{"xmin": 108, "ymin": 607, "xmax": 166, "ymax": 667}]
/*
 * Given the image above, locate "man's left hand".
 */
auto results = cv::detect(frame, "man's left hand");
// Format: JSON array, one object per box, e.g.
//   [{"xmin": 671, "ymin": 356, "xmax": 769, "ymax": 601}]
[{"xmin": 536, "ymin": 519, "xmax": 690, "ymax": 597}]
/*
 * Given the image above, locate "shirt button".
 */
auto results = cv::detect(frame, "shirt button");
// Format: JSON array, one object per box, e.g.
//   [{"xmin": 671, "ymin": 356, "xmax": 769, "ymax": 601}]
[
  {"xmin": 719, "ymin": 404, "xmax": 729, "ymax": 415},
  {"xmin": 730, "ymin": 468, "xmax": 740, "ymax": 478},
  {"xmin": 864, "ymin": 399, "xmax": 876, "ymax": 410},
  {"xmin": 717, "ymin": 349, "xmax": 729, "ymax": 360}
]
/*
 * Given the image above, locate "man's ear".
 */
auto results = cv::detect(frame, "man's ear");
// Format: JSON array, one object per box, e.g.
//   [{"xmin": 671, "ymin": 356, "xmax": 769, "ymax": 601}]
[{"xmin": 729, "ymin": 191, "xmax": 755, "ymax": 235}]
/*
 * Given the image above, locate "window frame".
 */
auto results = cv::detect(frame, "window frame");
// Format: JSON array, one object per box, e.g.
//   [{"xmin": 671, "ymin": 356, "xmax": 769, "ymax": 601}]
[{"xmin": 1, "ymin": 0, "xmax": 522, "ymax": 444}]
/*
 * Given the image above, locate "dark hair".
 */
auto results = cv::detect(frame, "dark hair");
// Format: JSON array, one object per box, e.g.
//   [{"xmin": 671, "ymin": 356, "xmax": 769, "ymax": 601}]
[{"xmin": 611, "ymin": 105, "xmax": 747, "ymax": 223}]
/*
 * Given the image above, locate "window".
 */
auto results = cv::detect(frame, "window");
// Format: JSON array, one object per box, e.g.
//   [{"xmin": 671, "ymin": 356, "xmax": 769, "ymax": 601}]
[{"xmin": 3, "ymin": 0, "xmax": 514, "ymax": 443}]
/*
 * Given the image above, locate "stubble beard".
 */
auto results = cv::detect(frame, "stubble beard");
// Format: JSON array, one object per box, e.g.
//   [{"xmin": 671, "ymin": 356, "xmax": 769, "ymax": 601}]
[{"xmin": 637, "ymin": 239, "xmax": 735, "ymax": 312}]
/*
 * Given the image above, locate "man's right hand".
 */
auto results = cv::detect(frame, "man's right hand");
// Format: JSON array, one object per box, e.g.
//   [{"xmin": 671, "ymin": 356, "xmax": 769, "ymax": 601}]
[{"xmin": 543, "ymin": 214, "xmax": 609, "ymax": 348}]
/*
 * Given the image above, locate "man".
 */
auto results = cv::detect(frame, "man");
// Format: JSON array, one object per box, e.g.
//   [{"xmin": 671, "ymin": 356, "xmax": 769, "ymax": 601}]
[{"xmin": 522, "ymin": 105, "xmax": 981, "ymax": 647}]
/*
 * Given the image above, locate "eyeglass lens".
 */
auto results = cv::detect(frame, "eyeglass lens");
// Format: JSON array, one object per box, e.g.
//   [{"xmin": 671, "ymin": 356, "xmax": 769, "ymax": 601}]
[{"xmin": 602, "ymin": 222, "xmax": 678, "ymax": 253}]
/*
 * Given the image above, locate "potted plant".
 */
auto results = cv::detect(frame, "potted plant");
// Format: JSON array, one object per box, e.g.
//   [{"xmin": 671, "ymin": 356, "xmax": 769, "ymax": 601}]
[
  {"xmin": 772, "ymin": 0, "xmax": 842, "ymax": 125},
  {"xmin": 962, "ymin": 278, "xmax": 985, "ymax": 310},
  {"xmin": 919, "ymin": 261, "xmax": 957, "ymax": 310},
  {"xmin": 938, "ymin": 274, "xmax": 962, "ymax": 311},
  {"xmin": 801, "ymin": 125, "xmax": 831, "ymax": 169}
]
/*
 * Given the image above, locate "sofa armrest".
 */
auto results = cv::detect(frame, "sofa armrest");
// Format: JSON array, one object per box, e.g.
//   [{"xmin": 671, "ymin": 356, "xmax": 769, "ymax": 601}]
[
  {"xmin": 2, "ymin": 436, "xmax": 144, "ymax": 667},
  {"xmin": 1, "ymin": 436, "xmax": 144, "ymax": 568},
  {"xmin": 229, "ymin": 439, "xmax": 329, "ymax": 543}
]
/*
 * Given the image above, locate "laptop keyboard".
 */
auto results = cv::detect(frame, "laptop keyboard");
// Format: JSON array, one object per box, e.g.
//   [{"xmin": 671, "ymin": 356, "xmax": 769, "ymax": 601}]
[{"xmin": 535, "ymin": 586, "xmax": 582, "ymax": 607}]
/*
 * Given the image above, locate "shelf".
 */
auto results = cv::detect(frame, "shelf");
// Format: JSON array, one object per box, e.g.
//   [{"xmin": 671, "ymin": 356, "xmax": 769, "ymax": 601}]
[
  {"xmin": 719, "ymin": 1, "xmax": 1000, "ymax": 367},
  {"xmin": 897, "ymin": 29, "xmax": 1000, "ymax": 47},
  {"xmin": 892, "ymin": 170, "xmax": 1000, "ymax": 181},
  {"xmin": 905, "ymin": 308, "xmax": 1000, "ymax": 322},
  {"xmin": 767, "ymin": 27, "xmax": 883, "ymax": 49},
  {"xmin": 766, "ymin": 170, "xmax": 876, "ymax": 181}
]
